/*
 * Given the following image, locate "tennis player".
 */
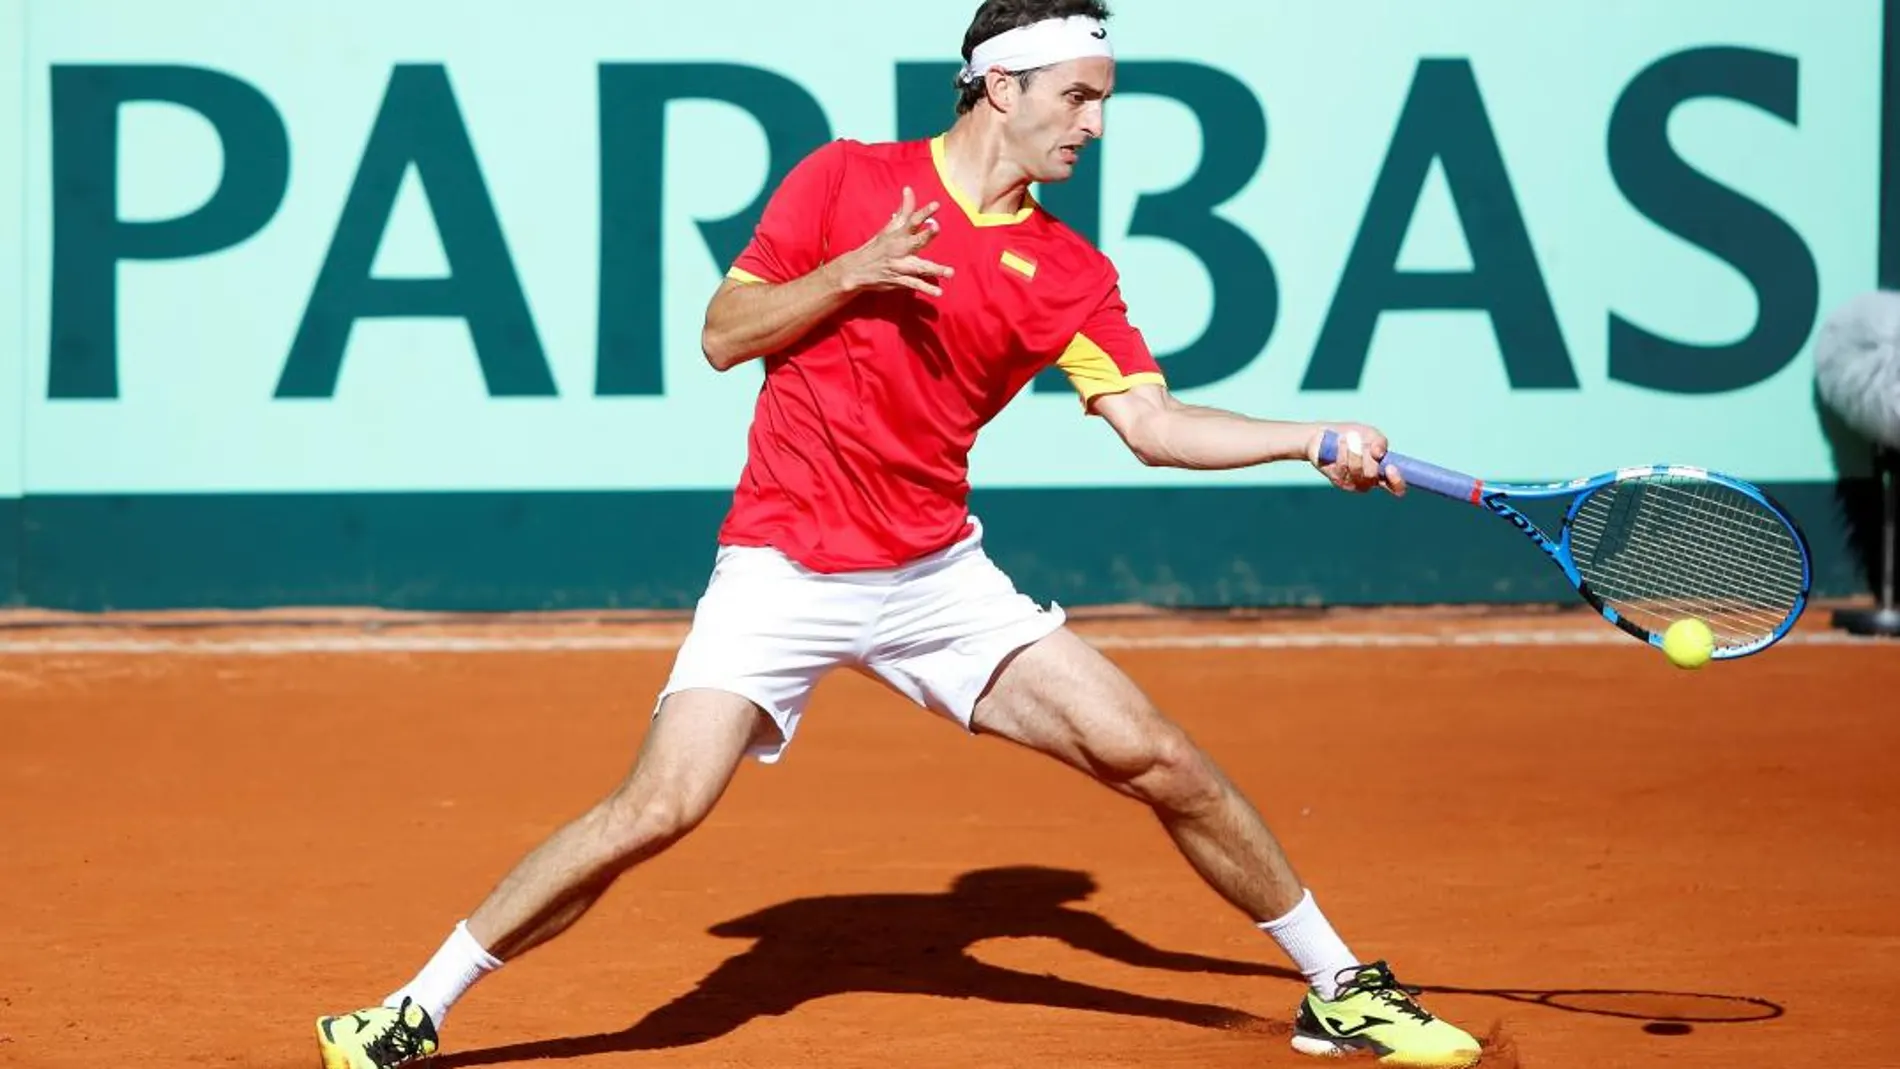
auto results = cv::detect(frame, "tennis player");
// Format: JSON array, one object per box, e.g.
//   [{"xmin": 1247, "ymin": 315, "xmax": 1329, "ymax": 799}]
[{"xmin": 317, "ymin": 2, "xmax": 1481, "ymax": 1066}]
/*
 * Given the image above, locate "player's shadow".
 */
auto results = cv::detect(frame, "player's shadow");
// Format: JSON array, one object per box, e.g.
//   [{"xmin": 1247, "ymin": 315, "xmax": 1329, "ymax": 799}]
[
  {"xmin": 435, "ymin": 866, "xmax": 1280, "ymax": 1066},
  {"xmin": 436, "ymin": 866, "xmax": 1788, "ymax": 1067}
]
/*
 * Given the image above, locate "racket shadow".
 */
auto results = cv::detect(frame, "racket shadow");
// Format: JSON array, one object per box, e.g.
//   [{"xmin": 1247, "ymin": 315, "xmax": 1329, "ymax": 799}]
[{"xmin": 1420, "ymin": 984, "xmax": 1784, "ymax": 1024}]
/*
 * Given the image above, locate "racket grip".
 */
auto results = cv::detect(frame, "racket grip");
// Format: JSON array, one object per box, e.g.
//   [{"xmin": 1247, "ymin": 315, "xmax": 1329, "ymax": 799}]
[{"xmin": 1315, "ymin": 429, "xmax": 1484, "ymax": 504}]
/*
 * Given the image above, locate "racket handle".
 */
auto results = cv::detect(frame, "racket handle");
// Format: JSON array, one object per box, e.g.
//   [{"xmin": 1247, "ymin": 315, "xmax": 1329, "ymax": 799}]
[{"xmin": 1315, "ymin": 429, "xmax": 1484, "ymax": 504}]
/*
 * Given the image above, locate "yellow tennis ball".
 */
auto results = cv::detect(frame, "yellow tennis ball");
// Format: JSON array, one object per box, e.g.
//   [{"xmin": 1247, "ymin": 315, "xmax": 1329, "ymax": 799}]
[{"xmin": 1662, "ymin": 618, "xmax": 1715, "ymax": 669}]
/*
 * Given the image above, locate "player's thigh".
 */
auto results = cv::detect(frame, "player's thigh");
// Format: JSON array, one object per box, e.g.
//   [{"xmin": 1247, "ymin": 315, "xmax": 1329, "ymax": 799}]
[
  {"xmin": 969, "ymin": 627, "xmax": 1186, "ymax": 787},
  {"xmin": 610, "ymin": 688, "xmax": 775, "ymax": 827}
]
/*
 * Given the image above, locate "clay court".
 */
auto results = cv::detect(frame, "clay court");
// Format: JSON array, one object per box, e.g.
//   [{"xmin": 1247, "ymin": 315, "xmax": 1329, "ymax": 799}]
[{"xmin": 2, "ymin": 607, "xmax": 1895, "ymax": 1069}]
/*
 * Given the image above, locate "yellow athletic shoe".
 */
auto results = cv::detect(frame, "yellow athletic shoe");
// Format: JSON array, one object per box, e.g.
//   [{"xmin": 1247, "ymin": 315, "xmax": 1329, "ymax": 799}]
[
  {"xmin": 1291, "ymin": 961, "xmax": 1481, "ymax": 1067},
  {"xmin": 316, "ymin": 997, "xmax": 440, "ymax": 1069}
]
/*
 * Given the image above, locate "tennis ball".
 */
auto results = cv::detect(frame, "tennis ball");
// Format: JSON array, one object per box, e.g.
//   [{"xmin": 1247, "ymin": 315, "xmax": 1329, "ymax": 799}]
[{"xmin": 1661, "ymin": 618, "xmax": 1715, "ymax": 669}]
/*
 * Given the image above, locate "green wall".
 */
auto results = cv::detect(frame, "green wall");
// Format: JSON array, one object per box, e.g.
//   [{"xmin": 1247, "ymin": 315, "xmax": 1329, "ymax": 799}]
[{"xmin": 5, "ymin": 481, "xmax": 1872, "ymax": 612}]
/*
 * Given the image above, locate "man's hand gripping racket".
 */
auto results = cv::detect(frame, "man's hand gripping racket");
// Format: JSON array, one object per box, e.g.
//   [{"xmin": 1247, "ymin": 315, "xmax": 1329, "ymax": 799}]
[
  {"xmin": 1307, "ymin": 426, "xmax": 1407, "ymax": 496},
  {"xmin": 1314, "ymin": 429, "xmax": 1813, "ymax": 661}
]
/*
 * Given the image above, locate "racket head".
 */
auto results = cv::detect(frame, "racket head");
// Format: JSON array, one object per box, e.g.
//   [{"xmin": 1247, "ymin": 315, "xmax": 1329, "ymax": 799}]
[{"xmin": 1551, "ymin": 466, "xmax": 1813, "ymax": 659}]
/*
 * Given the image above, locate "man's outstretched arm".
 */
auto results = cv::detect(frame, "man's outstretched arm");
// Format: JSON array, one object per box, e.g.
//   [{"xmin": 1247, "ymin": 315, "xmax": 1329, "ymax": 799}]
[{"xmin": 1090, "ymin": 383, "xmax": 1406, "ymax": 495}]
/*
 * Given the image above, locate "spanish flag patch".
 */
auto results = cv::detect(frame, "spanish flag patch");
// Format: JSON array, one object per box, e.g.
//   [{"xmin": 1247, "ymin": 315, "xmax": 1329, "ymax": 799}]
[{"xmin": 1000, "ymin": 250, "xmax": 1037, "ymax": 279}]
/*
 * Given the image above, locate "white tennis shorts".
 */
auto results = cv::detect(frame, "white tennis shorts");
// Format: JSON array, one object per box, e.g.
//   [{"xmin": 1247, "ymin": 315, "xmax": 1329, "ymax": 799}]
[{"xmin": 658, "ymin": 520, "xmax": 1066, "ymax": 763}]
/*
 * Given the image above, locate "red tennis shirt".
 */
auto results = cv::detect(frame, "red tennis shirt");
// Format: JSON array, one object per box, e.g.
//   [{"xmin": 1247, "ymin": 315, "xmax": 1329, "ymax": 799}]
[{"xmin": 718, "ymin": 135, "xmax": 1166, "ymax": 572}]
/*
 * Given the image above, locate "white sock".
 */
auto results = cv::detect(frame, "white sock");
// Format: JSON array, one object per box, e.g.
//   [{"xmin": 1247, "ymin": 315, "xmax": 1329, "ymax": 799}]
[
  {"xmin": 385, "ymin": 920, "xmax": 503, "ymax": 1026},
  {"xmin": 1257, "ymin": 889, "xmax": 1360, "ymax": 999}
]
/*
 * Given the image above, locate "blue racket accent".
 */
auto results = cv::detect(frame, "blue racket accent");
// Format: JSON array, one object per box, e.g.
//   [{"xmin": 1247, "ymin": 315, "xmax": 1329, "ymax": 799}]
[{"xmin": 1315, "ymin": 430, "xmax": 1813, "ymax": 659}]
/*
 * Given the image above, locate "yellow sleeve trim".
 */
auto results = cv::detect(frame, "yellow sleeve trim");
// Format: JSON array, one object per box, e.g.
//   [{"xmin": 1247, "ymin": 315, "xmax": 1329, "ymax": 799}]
[
  {"xmin": 726, "ymin": 266, "xmax": 768, "ymax": 285},
  {"xmin": 1056, "ymin": 333, "xmax": 1167, "ymax": 409}
]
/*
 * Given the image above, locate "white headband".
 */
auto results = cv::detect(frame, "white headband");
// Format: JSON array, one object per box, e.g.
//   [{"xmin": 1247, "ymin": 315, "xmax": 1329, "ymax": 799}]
[{"xmin": 957, "ymin": 15, "xmax": 1114, "ymax": 86}]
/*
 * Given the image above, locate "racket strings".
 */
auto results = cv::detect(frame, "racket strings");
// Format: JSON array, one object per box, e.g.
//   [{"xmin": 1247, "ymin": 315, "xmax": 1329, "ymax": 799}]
[
  {"xmin": 1602, "ymin": 492, "xmax": 1802, "ymax": 611},
  {"xmin": 1569, "ymin": 508, "xmax": 1796, "ymax": 630},
  {"xmin": 1569, "ymin": 482, "xmax": 1804, "ymax": 642},
  {"xmin": 1565, "ymin": 477, "xmax": 1805, "ymax": 648},
  {"xmin": 1570, "ymin": 486, "xmax": 1795, "ymax": 606},
  {"xmin": 1574, "ymin": 494, "xmax": 1801, "ymax": 633}
]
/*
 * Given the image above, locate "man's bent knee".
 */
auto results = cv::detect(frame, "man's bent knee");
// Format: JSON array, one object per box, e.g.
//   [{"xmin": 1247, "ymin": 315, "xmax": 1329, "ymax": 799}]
[
  {"xmin": 592, "ymin": 785, "xmax": 708, "ymax": 865},
  {"xmin": 1119, "ymin": 730, "xmax": 1225, "ymax": 818},
  {"xmin": 585, "ymin": 688, "xmax": 764, "ymax": 866}
]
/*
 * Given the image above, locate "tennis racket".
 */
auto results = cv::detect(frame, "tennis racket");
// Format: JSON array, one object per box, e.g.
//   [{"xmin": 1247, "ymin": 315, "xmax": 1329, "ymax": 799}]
[{"xmin": 1316, "ymin": 430, "xmax": 1813, "ymax": 659}]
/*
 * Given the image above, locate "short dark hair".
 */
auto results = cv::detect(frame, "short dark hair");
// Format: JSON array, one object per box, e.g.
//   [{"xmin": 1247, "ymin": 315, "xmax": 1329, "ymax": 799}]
[{"xmin": 954, "ymin": 0, "xmax": 1113, "ymax": 115}]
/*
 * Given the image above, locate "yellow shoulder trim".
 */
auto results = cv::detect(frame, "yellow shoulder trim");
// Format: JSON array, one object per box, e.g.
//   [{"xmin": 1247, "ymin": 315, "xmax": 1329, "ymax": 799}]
[{"xmin": 726, "ymin": 266, "xmax": 768, "ymax": 285}]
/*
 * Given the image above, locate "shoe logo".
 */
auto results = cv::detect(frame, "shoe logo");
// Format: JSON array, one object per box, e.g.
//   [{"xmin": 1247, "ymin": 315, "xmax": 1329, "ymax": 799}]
[
  {"xmin": 1090, "ymin": 27, "xmax": 1107, "ymax": 38},
  {"xmin": 1328, "ymin": 1014, "xmax": 1393, "ymax": 1037}
]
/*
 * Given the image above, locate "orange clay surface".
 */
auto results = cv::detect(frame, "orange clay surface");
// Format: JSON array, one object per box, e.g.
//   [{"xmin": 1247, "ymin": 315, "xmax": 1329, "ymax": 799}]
[{"xmin": 1, "ymin": 607, "xmax": 1896, "ymax": 1069}]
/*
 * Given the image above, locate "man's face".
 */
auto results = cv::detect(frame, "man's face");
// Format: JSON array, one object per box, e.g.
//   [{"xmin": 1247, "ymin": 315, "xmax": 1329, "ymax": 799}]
[{"xmin": 1000, "ymin": 56, "xmax": 1113, "ymax": 184}]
